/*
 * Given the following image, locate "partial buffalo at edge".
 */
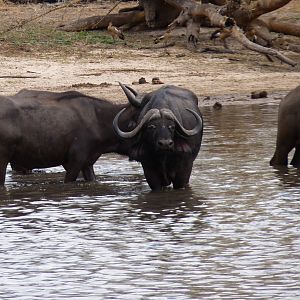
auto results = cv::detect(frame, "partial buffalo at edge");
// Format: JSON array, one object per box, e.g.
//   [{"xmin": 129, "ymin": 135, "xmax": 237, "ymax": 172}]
[{"xmin": 270, "ymin": 85, "xmax": 300, "ymax": 168}]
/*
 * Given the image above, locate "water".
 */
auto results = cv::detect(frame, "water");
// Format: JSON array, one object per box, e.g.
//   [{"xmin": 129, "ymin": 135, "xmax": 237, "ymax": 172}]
[{"xmin": 1, "ymin": 104, "xmax": 300, "ymax": 299}]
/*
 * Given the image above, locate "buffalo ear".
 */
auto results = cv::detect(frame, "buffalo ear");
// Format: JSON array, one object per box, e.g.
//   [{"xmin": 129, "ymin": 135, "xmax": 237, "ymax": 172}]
[{"xmin": 119, "ymin": 82, "xmax": 141, "ymax": 107}]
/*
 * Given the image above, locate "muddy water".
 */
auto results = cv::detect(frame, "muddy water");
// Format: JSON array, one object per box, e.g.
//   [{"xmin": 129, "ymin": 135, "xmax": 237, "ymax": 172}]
[{"xmin": 1, "ymin": 104, "xmax": 300, "ymax": 299}]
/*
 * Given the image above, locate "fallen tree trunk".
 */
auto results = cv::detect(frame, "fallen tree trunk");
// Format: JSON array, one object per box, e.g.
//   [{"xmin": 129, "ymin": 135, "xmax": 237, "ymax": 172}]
[
  {"xmin": 249, "ymin": 0, "xmax": 293, "ymax": 20},
  {"xmin": 225, "ymin": 0, "xmax": 293, "ymax": 25},
  {"xmin": 58, "ymin": 11, "xmax": 145, "ymax": 32},
  {"xmin": 264, "ymin": 17, "xmax": 300, "ymax": 38}
]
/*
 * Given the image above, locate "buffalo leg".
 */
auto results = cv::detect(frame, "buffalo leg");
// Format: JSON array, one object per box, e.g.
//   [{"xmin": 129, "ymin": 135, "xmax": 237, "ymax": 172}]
[
  {"xmin": 270, "ymin": 116, "xmax": 297, "ymax": 166},
  {"xmin": 291, "ymin": 143, "xmax": 300, "ymax": 167},
  {"xmin": 64, "ymin": 166, "xmax": 82, "ymax": 183},
  {"xmin": 63, "ymin": 158, "xmax": 84, "ymax": 183},
  {"xmin": 141, "ymin": 162, "xmax": 170, "ymax": 191},
  {"xmin": 64, "ymin": 142, "xmax": 91, "ymax": 183},
  {"xmin": 270, "ymin": 143, "xmax": 294, "ymax": 166},
  {"xmin": 82, "ymin": 165, "xmax": 96, "ymax": 181},
  {"xmin": 173, "ymin": 159, "xmax": 193, "ymax": 189},
  {"xmin": 0, "ymin": 159, "xmax": 9, "ymax": 186},
  {"xmin": 143, "ymin": 167, "xmax": 163, "ymax": 190}
]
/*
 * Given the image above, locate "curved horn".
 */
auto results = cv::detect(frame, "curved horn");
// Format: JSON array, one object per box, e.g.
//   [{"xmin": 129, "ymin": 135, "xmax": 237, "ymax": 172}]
[
  {"xmin": 161, "ymin": 108, "xmax": 203, "ymax": 136},
  {"xmin": 113, "ymin": 108, "xmax": 160, "ymax": 139},
  {"xmin": 124, "ymin": 84, "xmax": 138, "ymax": 96},
  {"xmin": 118, "ymin": 82, "xmax": 141, "ymax": 107},
  {"xmin": 125, "ymin": 84, "xmax": 145, "ymax": 103}
]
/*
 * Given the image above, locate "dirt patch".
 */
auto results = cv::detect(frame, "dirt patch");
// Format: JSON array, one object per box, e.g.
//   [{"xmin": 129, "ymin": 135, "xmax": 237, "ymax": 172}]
[{"xmin": 0, "ymin": 1, "xmax": 299, "ymax": 106}]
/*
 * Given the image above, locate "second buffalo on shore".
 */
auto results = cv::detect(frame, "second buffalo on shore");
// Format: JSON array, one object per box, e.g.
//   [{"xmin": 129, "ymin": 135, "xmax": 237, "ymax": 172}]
[{"xmin": 114, "ymin": 84, "xmax": 203, "ymax": 190}]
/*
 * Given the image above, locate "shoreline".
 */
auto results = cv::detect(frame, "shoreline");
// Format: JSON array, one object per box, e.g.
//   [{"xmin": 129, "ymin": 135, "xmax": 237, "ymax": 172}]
[{"xmin": 0, "ymin": 52, "xmax": 297, "ymax": 108}]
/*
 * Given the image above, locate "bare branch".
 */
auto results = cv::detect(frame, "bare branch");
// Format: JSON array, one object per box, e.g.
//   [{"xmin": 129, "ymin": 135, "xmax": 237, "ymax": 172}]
[{"xmin": 229, "ymin": 25, "xmax": 297, "ymax": 67}]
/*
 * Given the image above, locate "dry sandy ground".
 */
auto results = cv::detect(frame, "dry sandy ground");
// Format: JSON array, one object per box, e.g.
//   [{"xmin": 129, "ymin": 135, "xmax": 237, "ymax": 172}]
[{"xmin": 0, "ymin": 0, "xmax": 300, "ymax": 106}]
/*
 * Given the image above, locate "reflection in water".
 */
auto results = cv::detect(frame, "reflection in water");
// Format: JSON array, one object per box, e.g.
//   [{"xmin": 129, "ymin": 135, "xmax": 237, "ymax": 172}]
[
  {"xmin": 273, "ymin": 166, "xmax": 300, "ymax": 188},
  {"xmin": 133, "ymin": 188, "xmax": 207, "ymax": 221},
  {"xmin": 1, "ymin": 104, "xmax": 300, "ymax": 299}
]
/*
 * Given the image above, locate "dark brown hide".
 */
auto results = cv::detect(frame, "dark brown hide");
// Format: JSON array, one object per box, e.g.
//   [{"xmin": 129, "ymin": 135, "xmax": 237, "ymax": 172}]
[
  {"xmin": 270, "ymin": 85, "xmax": 300, "ymax": 167},
  {"xmin": 114, "ymin": 85, "xmax": 203, "ymax": 190},
  {"xmin": 0, "ymin": 89, "xmax": 133, "ymax": 185}
]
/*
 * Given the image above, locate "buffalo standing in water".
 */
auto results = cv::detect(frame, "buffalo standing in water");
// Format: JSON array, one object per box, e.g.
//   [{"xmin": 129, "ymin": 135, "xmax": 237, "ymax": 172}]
[
  {"xmin": 0, "ymin": 88, "xmax": 138, "ymax": 185},
  {"xmin": 114, "ymin": 84, "xmax": 203, "ymax": 190},
  {"xmin": 270, "ymin": 85, "xmax": 300, "ymax": 167}
]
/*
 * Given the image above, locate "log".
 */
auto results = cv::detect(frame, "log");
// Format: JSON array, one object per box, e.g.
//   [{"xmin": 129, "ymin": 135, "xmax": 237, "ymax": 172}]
[
  {"xmin": 264, "ymin": 17, "xmax": 300, "ymax": 38},
  {"xmin": 225, "ymin": 0, "xmax": 293, "ymax": 28},
  {"xmin": 141, "ymin": 0, "xmax": 181, "ymax": 28},
  {"xmin": 250, "ymin": 0, "xmax": 293, "ymax": 18},
  {"xmin": 59, "ymin": 11, "xmax": 145, "ymax": 32}
]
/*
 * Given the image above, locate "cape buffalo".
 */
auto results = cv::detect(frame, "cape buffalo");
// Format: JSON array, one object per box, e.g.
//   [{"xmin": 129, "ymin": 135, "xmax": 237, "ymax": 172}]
[
  {"xmin": 0, "ymin": 88, "xmax": 139, "ymax": 185},
  {"xmin": 270, "ymin": 85, "xmax": 300, "ymax": 167},
  {"xmin": 114, "ymin": 84, "xmax": 203, "ymax": 190}
]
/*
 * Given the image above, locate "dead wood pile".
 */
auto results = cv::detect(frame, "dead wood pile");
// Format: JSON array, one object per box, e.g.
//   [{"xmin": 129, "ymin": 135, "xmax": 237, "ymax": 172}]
[{"xmin": 59, "ymin": 0, "xmax": 300, "ymax": 67}]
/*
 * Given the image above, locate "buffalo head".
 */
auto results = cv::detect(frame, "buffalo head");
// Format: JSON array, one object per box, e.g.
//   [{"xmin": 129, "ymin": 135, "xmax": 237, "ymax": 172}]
[{"xmin": 113, "ymin": 84, "xmax": 203, "ymax": 154}]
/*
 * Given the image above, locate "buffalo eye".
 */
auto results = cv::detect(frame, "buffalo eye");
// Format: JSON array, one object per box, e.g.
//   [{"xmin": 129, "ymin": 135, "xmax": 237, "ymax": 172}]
[
  {"xmin": 147, "ymin": 124, "xmax": 156, "ymax": 130},
  {"xmin": 168, "ymin": 125, "xmax": 175, "ymax": 130}
]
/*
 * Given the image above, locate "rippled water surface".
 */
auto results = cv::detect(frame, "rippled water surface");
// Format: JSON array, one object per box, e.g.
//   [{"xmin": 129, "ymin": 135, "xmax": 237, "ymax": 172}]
[{"xmin": 1, "ymin": 104, "xmax": 300, "ymax": 299}]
